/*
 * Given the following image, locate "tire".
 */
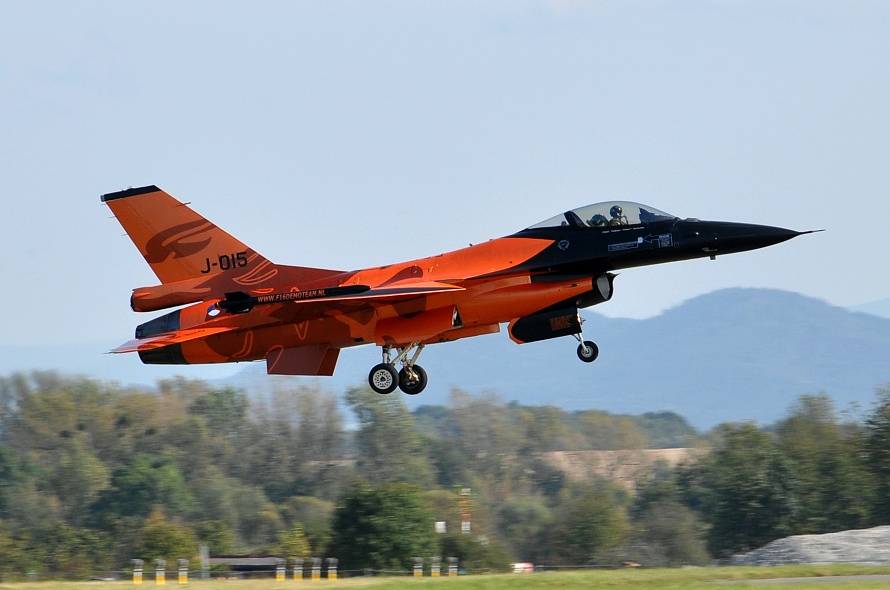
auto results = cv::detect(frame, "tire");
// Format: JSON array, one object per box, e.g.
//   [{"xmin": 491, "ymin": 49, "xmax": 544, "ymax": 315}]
[
  {"xmin": 577, "ymin": 341, "xmax": 599, "ymax": 363},
  {"xmin": 398, "ymin": 365, "xmax": 428, "ymax": 395},
  {"xmin": 369, "ymin": 363, "xmax": 399, "ymax": 394}
]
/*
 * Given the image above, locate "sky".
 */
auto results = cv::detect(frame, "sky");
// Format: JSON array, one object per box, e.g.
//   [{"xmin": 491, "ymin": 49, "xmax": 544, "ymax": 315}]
[{"xmin": 1, "ymin": 2, "xmax": 889, "ymax": 371}]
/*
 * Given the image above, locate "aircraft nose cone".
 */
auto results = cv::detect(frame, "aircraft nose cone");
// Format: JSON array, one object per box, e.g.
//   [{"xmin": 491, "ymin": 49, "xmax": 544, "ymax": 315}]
[{"xmin": 715, "ymin": 222, "xmax": 807, "ymax": 254}]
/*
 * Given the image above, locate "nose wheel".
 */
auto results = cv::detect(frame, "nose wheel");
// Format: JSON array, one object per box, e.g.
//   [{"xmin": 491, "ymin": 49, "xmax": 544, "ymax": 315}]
[
  {"xmin": 576, "ymin": 340, "xmax": 599, "ymax": 362},
  {"xmin": 368, "ymin": 342, "xmax": 429, "ymax": 395},
  {"xmin": 574, "ymin": 333, "xmax": 599, "ymax": 363}
]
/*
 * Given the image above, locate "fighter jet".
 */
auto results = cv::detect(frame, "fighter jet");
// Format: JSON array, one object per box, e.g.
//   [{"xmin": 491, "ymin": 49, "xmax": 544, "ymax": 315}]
[{"xmin": 103, "ymin": 186, "xmax": 813, "ymax": 395}]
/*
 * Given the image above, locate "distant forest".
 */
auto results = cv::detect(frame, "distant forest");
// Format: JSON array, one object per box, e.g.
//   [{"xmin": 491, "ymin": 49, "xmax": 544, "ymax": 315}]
[{"xmin": 0, "ymin": 371, "xmax": 889, "ymax": 576}]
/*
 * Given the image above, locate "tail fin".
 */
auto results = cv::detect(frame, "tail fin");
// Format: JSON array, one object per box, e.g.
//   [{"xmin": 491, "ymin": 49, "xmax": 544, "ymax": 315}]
[{"xmin": 102, "ymin": 185, "xmax": 268, "ymax": 284}]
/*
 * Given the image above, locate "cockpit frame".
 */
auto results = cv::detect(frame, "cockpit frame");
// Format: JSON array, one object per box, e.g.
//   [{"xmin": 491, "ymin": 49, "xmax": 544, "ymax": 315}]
[{"xmin": 526, "ymin": 201, "xmax": 677, "ymax": 230}]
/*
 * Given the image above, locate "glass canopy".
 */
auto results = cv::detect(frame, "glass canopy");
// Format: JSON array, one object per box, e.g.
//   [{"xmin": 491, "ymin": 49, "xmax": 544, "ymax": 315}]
[{"xmin": 526, "ymin": 201, "xmax": 677, "ymax": 229}]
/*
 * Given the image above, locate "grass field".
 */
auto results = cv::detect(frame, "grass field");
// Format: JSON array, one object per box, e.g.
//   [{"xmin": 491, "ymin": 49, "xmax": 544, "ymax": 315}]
[{"xmin": 4, "ymin": 566, "xmax": 890, "ymax": 590}]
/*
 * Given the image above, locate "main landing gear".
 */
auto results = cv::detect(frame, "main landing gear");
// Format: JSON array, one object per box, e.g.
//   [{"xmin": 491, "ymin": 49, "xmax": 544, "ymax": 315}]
[
  {"xmin": 368, "ymin": 342, "xmax": 429, "ymax": 395},
  {"xmin": 368, "ymin": 329, "xmax": 599, "ymax": 396}
]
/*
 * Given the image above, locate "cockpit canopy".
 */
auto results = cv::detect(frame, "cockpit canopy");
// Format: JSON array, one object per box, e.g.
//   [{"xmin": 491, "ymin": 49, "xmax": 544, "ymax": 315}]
[{"xmin": 527, "ymin": 201, "xmax": 676, "ymax": 230}]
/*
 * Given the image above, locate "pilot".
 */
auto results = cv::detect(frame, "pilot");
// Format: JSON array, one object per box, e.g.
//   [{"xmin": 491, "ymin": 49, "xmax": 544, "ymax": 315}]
[
  {"xmin": 609, "ymin": 205, "xmax": 628, "ymax": 226},
  {"xmin": 589, "ymin": 214, "xmax": 608, "ymax": 227}
]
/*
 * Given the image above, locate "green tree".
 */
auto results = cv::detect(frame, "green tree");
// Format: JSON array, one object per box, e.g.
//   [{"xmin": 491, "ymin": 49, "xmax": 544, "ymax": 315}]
[
  {"xmin": 92, "ymin": 454, "xmax": 195, "ymax": 520},
  {"xmin": 222, "ymin": 482, "xmax": 279, "ymax": 549},
  {"xmin": 137, "ymin": 510, "xmax": 196, "ymax": 563},
  {"xmin": 188, "ymin": 387, "xmax": 249, "ymax": 437},
  {"xmin": 680, "ymin": 423, "xmax": 796, "ymax": 558},
  {"xmin": 515, "ymin": 405, "xmax": 577, "ymax": 453},
  {"xmin": 444, "ymin": 390, "xmax": 523, "ymax": 494},
  {"xmin": 248, "ymin": 503, "xmax": 285, "ymax": 549},
  {"xmin": 423, "ymin": 435, "xmax": 473, "ymax": 489},
  {"xmin": 631, "ymin": 411, "xmax": 700, "ymax": 448},
  {"xmin": 439, "ymin": 533, "xmax": 512, "ymax": 572},
  {"xmin": 104, "ymin": 389, "xmax": 186, "ymax": 464},
  {"xmin": 0, "ymin": 446, "xmax": 30, "ymax": 519},
  {"xmin": 50, "ymin": 442, "xmax": 110, "ymax": 525},
  {"xmin": 0, "ymin": 522, "xmax": 35, "ymax": 575},
  {"xmin": 243, "ymin": 385, "xmax": 344, "ymax": 501},
  {"xmin": 576, "ymin": 410, "xmax": 647, "ymax": 450},
  {"xmin": 345, "ymin": 387, "xmax": 431, "ymax": 486},
  {"xmin": 40, "ymin": 524, "xmax": 113, "ymax": 575},
  {"xmin": 494, "ymin": 496, "xmax": 552, "ymax": 560},
  {"xmin": 279, "ymin": 496, "xmax": 334, "ymax": 555},
  {"xmin": 777, "ymin": 394, "xmax": 872, "ymax": 533},
  {"xmin": 274, "ymin": 523, "xmax": 312, "ymax": 558},
  {"xmin": 534, "ymin": 481, "xmax": 629, "ymax": 565},
  {"xmin": 5, "ymin": 373, "xmax": 120, "ymax": 460},
  {"xmin": 195, "ymin": 520, "xmax": 236, "ymax": 555},
  {"xmin": 629, "ymin": 498, "xmax": 710, "ymax": 566},
  {"xmin": 328, "ymin": 483, "xmax": 437, "ymax": 571},
  {"xmin": 865, "ymin": 385, "xmax": 890, "ymax": 524}
]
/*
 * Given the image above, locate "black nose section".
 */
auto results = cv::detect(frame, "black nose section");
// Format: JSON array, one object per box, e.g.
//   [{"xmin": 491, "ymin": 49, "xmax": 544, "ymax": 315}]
[{"xmin": 714, "ymin": 222, "xmax": 813, "ymax": 254}]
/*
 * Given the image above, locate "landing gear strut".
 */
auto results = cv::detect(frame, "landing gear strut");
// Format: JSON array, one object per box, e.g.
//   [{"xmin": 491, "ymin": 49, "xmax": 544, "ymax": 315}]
[{"xmin": 368, "ymin": 342, "xmax": 429, "ymax": 395}]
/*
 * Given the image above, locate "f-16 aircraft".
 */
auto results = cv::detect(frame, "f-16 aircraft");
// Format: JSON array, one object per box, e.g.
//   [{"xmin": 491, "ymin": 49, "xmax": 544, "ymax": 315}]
[{"xmin": 103, "ymin": 185, "xmax": 813, "ymax": 395}]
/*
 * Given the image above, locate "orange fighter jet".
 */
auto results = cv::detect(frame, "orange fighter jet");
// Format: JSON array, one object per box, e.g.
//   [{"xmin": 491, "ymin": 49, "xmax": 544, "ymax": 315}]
[{"xmin": 103, "ymin": 185, "xmax": 812, "ymax": 395}]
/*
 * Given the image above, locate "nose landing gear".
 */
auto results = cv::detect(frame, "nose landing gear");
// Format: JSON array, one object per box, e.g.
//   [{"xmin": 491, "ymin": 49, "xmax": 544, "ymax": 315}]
[
  {"xmin": 368, "ymin": 342, "xmax": 429, "ymax": 395},
  {"xmin": 574, "ymin": 333, "xmax": 599, "ymax": 363}
]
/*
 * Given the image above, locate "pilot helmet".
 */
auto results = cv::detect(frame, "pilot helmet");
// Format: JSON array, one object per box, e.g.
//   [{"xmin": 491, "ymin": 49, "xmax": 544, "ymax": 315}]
[
  {"xmin": 610, "ymin": 205, "xmax": 623, "ymax": 219},
  {"xmin": 590, "ymin": 214, "xmax": 608, "ymax": 226}
]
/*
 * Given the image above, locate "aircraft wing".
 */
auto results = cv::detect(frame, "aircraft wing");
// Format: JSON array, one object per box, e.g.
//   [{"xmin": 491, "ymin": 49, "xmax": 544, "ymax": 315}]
[
  {"xmin": 111, "ymin": 281, "xmax": 466, "ymax": 353},
  {"xmin": 251, "ymin": 281, "xmax": 463, "ymax": 305},
  {"xmin": 223, "ymin": 281, "xmax": 465, "ymax": 316}
]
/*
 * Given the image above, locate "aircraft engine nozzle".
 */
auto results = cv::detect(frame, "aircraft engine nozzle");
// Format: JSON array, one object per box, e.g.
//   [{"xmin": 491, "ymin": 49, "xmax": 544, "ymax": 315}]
[
  {"xmin": 135, "ymin": 310, "xmax": 181, "ymax": 339},
  {"xmin": 138, "ymin": 343, "xmax": 189, "ymax": 365}
]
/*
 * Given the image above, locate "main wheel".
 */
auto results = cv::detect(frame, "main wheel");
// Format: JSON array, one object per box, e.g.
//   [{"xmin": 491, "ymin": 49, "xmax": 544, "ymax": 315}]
[
  {"xmin": 398, "ymin": 365, "xmax": 428, "ymax": 395},
  {"xmin": 577, "ymin": 340, "xmax": 599, "ymax": 363},
  {"xmin": 369, "ymin": 363, "xmax": 399, "ymax": 394}
]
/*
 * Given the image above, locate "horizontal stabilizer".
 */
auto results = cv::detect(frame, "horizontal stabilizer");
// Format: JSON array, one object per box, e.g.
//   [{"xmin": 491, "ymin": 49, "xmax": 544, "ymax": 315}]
[{"xmin": 109, "ymin": 326, "xmax": 238, "ymax": 354}]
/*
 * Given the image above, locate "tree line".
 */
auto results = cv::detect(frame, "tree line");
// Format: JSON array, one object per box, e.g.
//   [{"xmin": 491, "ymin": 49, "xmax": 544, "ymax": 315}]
[{"xmin": 0, "ymin": 370, "xmax": 888, "ymax": 576}]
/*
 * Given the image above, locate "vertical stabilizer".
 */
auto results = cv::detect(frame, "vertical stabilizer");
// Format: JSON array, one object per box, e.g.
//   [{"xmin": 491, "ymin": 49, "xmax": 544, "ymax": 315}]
[{"xmin": 101, "ymin": 185, "xmax": 271, "ymax": 285}]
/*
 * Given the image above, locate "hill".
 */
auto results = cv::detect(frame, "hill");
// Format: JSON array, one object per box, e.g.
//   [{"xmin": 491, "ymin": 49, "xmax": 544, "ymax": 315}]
[
  {"xmin": 222, "ymin": 288, "xmax": 890, "ymax": 429},
  {"xmin": 851, "ymin": 296, "xmax": 890, "ymax": 319},
  {"xmin": 3, "ymin": 288, "xmax": 889, "ymax": 430}
]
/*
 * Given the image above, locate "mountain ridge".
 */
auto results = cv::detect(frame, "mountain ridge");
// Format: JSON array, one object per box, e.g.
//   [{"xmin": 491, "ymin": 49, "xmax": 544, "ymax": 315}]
[
  {"xmin": 219, "ymin": 288, "xmax": 890, "ymax": 428},
  {"xmin": 2, "ymin": 288, "xmax": 888, "ymax": 429}
]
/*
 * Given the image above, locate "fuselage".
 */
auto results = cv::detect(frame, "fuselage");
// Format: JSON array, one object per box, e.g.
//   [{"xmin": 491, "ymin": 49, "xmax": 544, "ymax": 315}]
[{"xmin": 138, "ymin": 212, "xmax": 802, "ymax": 367}]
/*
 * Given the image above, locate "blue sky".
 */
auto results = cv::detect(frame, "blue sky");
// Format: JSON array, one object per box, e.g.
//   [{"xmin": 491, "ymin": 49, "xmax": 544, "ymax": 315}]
[{"xmin": 1, "ymin": 1, "xmax": 888, "ymax": 364}]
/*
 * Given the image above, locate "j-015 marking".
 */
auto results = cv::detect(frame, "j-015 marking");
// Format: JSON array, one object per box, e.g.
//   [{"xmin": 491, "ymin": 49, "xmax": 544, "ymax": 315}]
[{"xmin": 200, "ymin": 251, "xmax": 248, "ymax": 274}]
